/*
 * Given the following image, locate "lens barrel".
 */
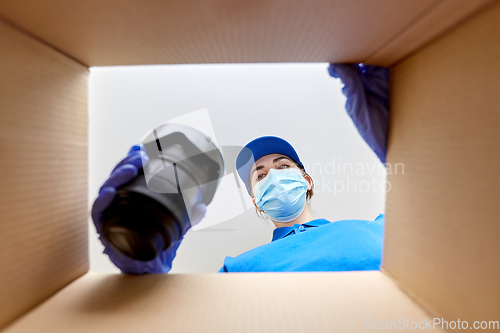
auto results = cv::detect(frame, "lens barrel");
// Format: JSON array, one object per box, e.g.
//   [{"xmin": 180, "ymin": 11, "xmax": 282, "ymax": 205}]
[
  {"xmin": 101, "ymin": 168, "xmax": 189, "ymax": 261},
  {"xmin": 100, "ymin": 125, "xmax": 224, "ymax": 262}
]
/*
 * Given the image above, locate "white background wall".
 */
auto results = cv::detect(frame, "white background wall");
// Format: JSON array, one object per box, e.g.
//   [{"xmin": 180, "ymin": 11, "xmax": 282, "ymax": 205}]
[{"xmin": 88, "ymin": 63, "xmax": 386, "ymax": 273}]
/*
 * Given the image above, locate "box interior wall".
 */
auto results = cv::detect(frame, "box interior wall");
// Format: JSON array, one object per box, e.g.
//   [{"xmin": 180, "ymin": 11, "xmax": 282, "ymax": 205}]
[{"xmin": 0, "ymin": 1, "xmax": 499, "ymax": 331}]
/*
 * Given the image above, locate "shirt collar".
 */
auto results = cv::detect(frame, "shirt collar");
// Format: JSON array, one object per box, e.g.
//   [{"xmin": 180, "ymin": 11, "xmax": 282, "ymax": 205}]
[{"xmin": 271, "ymin": 218, "xmax": 331, "ymax": 242}]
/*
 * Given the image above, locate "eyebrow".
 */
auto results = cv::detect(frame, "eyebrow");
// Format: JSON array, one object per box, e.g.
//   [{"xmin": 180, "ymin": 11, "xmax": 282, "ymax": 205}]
[{"xmin": 250, "ymin": 156, "xmax": 293, "ymax": 178}]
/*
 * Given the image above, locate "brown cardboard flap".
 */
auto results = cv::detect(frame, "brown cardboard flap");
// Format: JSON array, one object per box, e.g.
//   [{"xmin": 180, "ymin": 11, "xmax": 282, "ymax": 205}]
[
  {"xmin": 3, "ymin": 271, "xmax": 443, "ymax": 332},
  {"xmin": 384, "ymin": 1, "xmax": 500, "ymax": 323},
  {"xmin": 365, "ymin": 0, "xmax": 494, "ymax": 66},
  {"xmin": 0, "ymin": 0, "xmax": 483, "ymax": 67},
  {"xmin": 0, "ymin": 20, "xmax": 88, "ymax": 329}
]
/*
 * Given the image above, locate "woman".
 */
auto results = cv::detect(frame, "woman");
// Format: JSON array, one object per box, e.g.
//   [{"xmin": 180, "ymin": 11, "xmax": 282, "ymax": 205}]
[
  {"xmin": 92, "ymin": 136, "xmax": 384, "ymax": 274},
  {"xmin": 220, "ymin": 135, "xmax": 384, "ymax": 272}
]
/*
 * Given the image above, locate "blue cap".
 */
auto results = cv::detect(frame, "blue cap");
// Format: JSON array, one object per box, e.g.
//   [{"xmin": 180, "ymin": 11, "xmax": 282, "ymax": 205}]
[{"xmin": 236, "ymin": 136, "xmax": 305, "ymax": 196}]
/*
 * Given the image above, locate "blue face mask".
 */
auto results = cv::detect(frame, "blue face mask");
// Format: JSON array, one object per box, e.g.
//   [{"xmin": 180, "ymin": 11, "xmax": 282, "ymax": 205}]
[{"xmin": 253, "ymin": 168, "xmax": 309, "ymax": 222}]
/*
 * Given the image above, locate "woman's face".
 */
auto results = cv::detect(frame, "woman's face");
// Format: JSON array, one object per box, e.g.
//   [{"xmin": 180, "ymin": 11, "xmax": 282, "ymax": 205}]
[{"xmin": 249, "ymin": 153, "xmax": 311, "ymax": 202}]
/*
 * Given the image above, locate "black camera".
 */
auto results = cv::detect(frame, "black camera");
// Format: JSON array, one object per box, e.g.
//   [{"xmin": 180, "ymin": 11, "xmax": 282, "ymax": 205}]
[{"xmin": 101, "ymin": 123, "xmax": 225, "ymax": 261}]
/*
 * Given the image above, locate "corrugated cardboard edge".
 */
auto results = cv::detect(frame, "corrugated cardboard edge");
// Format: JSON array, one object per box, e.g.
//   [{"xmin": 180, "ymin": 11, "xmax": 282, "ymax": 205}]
[
  {"xmin": 3, "ymin": 271, "xmax": 445, "ymax": 333},
  {"xmin": 364, "ymin": 0, "xmax": 495, "ymax": 66},
  {"xmin": 383, "ymin": 0, "xmax": 500, "ymax": 323},
  {"xmin": 0, "ymin": 18, "xmax": 89, "ymax": 329}
]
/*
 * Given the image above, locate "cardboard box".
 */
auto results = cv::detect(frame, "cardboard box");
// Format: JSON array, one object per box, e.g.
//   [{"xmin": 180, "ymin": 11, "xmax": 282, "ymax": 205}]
[{"xmin": 0, "ymin": 0, "xmax": 498, "ymax": 331}]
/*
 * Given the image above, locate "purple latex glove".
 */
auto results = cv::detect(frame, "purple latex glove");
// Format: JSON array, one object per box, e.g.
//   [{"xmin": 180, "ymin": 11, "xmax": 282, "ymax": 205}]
[
  {"xmin": 91, "ymin": 144, "xmax": 184, "ymax": 274},
  {"xmin": 328, "ymin": 63, "xmax": 389, "ymax": 164}
]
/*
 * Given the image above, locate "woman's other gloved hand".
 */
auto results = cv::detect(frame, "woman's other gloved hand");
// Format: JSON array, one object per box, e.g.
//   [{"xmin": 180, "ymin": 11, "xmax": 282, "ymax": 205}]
[
  {"xmin": 328, "ymin": 63, "xmax": 389, "ymax": 164},
  {"xmin": 91, "ymin": 144, "xmax": 183, "ymax": 274}
]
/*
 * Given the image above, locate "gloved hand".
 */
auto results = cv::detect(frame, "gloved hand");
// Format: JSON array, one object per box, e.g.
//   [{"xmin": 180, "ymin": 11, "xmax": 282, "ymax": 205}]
[
  {"xmin": 328, "ymin": 63, "xmax": 389, "ymax": 164},
  {"xmin": 91, "ymin": 144, "xmax": 183, "ymax": 274}
]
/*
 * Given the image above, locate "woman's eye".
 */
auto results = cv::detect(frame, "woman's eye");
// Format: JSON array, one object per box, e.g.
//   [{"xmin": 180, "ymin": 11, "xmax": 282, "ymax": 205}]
[{"xmin": 256, "ymin": 165, "xmax": 290, "ymax": 181}]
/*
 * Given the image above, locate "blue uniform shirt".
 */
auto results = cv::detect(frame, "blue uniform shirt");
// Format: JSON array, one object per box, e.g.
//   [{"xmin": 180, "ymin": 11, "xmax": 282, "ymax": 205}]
[{"xmin": 219, "ymin": 214, "xmax": 384, "ymax": 272}]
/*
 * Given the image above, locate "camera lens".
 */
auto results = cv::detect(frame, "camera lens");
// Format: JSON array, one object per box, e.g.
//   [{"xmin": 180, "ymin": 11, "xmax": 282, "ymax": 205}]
[
  {"xmin": 105, "ymin": 226, "xmax": 164, "ymax": 261},
  {"xmin": 102, "ymin": 169, "xmax": 187, "ymax": 261},
  {"xmin": 101, "ymin": 124, "xmax": 224, "ymax": 262}
]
